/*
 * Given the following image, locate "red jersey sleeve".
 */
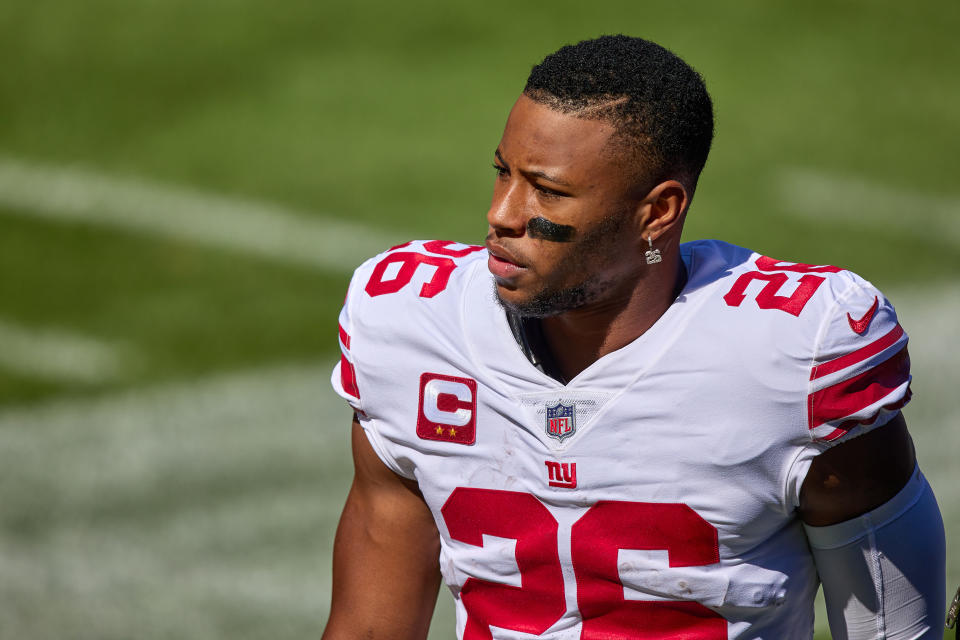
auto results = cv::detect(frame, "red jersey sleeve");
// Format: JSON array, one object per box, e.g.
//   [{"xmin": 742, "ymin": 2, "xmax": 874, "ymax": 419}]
[
  {"xmin": 806, "ymin": 282, "xmax": 911, "ymax": 444},
  {"xmin": 330, "ymin": 288, "xmax": 363, "ymax": 414}
]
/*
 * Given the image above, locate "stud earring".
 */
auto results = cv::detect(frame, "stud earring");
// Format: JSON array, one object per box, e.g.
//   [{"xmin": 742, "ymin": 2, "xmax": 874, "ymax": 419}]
[{"xmin": 645, "ymin": 236, "xmax": 662, "ymax": 264}]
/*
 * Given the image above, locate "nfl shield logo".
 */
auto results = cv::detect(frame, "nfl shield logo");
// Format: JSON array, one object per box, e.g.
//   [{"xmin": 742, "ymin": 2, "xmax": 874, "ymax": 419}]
[{"xmin": 545, "ymin": 401, "xmax": 576, "ymax": 442}]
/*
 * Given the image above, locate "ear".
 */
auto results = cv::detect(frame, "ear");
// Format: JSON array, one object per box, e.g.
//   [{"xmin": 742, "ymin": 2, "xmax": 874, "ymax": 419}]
[{"xmin": 637, "ymin": 180, "xmax": 689, "ymax": 242}]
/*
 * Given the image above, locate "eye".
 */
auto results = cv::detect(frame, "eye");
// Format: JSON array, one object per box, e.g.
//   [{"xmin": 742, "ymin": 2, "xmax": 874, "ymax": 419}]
[
  {"xmin": 533, "ymin": 183, "xmax": 568, "ymax": 199},
  {"xmin": 492, "ymin": 163, "xmax": 508, "ymax": 178}
]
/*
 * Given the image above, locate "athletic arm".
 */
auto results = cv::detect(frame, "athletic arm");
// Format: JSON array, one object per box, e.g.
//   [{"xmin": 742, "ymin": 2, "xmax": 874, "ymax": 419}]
[
  {"xmin": 800, "ymin": 413, "xmax": 946, "ymax": 639},
  {"xmin": 322, "ymin": 416, "xmax": 442, "ymax": 640},
  {"xmin": 800, "ymin": 412, "xmax": 915, "ymax": 526}
]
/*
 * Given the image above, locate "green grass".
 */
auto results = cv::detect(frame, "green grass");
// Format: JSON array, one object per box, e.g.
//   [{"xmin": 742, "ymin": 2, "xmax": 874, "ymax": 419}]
[{"xmin": 0, "ymin": 0, "xmax": 956, "ymax": 637}]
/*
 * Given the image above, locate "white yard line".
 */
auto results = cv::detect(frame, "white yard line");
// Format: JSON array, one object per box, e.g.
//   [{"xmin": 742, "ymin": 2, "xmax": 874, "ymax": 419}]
[
  {"xmin": 0, "ymin": 155, "xmax": 403, "ymax": 382},
  {"xmin": 0, "ymin": 361, "xmax": 349, "ymax": 452},
  {"xmin": 0, "ymin": 499, "xmax": 329, "ymax": 615},
  {"xmin": 0, "ymin": 155, "xmax": 406, "ymax": 272},
  {"xmin": 0, "ymin": 316, "xmax": 134, "ymax": 383},
  {"xmin": 0, "ymin": 362, "xmax": 350, "ymax": 614},
  {"xmin": 777, "ymin": 167, "xmax": 960, "ymax": 247},
  {"xmin": 0, "ymin": 362, "xmax": 354, "ymax": 515}
]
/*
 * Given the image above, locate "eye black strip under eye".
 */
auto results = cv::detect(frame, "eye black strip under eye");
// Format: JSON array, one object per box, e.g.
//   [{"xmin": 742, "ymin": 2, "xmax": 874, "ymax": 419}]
[{"xmin": 527, "ymin": 217, "xmax": 575, "ymax": 242}]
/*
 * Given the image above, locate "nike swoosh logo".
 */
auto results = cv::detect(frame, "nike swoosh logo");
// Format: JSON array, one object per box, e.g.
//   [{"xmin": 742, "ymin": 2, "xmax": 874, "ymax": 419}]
[{"xmin": 847, "ymin": 296, "xmax": 879, "ymax": 334}]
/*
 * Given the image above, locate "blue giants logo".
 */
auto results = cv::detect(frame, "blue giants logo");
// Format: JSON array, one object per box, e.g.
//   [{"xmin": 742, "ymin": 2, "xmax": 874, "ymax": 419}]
[{"xmin": 545, "ymin": 401, "xmax": 576, "ymax": 442}]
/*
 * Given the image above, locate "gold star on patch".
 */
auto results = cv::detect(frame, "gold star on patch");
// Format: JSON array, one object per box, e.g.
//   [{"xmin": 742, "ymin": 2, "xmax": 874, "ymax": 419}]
[
  {"xmin": 448, "ymin": 428, "xmax": 456, "ymax": 437},
  {"xmin": 435, "ymin": 426, "xmax": 444, "ymax": 435}
]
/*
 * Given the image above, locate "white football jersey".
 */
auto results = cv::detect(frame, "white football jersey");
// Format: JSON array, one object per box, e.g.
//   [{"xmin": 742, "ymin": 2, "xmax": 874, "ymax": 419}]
[{"xmin": 331, "ymin": 239, "xmax": 911, "ymax": 640}]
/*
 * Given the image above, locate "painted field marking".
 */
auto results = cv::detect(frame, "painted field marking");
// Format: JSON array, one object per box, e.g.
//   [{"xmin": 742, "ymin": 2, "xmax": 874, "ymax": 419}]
[
  {"xmin": 0, "ymin": 316, "xmax": 135, "ymax": 383},
  {"xmin": 777, "ymin": 167, "xmax": 960, "ymax": 247},
  {"xmin": 0, "ymin": 155, "xmax": 407, "ymax": 272},
  {"xmin": 0, "ymin": 362, "xmax": 350, "ymax": 476},
  {"xmin": 0, "ymin": 362, "xmax": 351, "ymax": 617}
]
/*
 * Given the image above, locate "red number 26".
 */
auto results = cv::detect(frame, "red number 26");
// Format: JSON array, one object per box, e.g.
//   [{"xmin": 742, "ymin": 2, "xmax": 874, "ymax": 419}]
[{"xmin": 442, "ymin": 488, "xmax": 725, "ymax": 639}]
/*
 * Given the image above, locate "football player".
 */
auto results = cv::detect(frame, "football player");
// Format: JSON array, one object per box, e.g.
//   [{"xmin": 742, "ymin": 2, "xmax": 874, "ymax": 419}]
[{"xmin": 324, "ymin": 35, "xmax": 946, "ymax": 639}]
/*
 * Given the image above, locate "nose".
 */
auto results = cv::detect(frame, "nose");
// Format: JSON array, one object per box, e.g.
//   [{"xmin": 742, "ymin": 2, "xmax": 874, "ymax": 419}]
[{"xmin": 486, "ymin": 180, "xmax": 527, "ymax": 238}]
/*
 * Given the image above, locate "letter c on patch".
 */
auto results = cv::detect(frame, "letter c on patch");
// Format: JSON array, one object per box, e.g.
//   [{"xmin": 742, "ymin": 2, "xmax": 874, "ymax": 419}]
[
  {"xmin": 423, "ymin": 378, "xmax": 473, "ymax": 426},
  {"xmin": 417, "ymin": 373, "xmax": 477, "ymax": 444}
]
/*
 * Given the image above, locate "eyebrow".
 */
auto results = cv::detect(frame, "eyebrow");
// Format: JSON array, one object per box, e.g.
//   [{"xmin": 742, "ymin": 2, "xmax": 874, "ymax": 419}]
[{"xmin": 494, "ymin": 149, "xmax": 573, "ymax": 187}]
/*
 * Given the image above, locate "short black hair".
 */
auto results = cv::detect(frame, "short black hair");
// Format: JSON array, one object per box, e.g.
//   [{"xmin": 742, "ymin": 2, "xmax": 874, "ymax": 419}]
[{"xmin": 525, "ymin": 35, "xmax": 714, "ymax": 191}]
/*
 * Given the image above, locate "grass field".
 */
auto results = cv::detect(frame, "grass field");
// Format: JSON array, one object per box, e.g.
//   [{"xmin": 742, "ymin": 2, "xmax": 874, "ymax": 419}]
[{"xmin": 0, "ymin": 1, "xmax": 957, "ymax": 637}]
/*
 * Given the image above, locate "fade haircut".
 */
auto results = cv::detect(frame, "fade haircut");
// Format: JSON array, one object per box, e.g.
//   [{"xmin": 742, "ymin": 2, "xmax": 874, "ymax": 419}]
[{"xmin": 524, "ymin": 35, "xmax": 714, "ymax": 192}]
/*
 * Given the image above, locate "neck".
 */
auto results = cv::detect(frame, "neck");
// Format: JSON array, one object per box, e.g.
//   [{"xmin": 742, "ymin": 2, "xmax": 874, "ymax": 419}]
[{"xmin": 539, "ymin": 253, "xmax": 685, "ymax": 381}]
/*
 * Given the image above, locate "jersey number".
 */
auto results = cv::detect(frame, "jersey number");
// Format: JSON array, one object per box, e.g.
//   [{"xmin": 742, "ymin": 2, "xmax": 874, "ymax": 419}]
[
  {"xmin": 364, "ymin": 241, "xmax": 483, "ymax": 298},
  {"xmin": 441, "ymin": 488, "xmax": 725, "ymax": 639},
  {"xmin": 722, "ymin": 256, "xmax": 842, "ymax": 316}
]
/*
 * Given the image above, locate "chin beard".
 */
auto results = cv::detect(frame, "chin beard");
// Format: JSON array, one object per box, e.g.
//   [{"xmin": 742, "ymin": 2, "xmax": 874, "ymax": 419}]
[
  {"xmin": 492, "ymin": 211, "xmax": 630, "ymax": 318},
  {"xmin": 493, "ymin": 276, "xmax": 609, "ymax": 318}
]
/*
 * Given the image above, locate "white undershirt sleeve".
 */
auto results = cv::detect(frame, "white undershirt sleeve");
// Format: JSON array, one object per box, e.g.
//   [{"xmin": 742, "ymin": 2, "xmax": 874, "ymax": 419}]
[{"xmin": 803, "ymin": 466, "xmax": 946, "ymax": 640}]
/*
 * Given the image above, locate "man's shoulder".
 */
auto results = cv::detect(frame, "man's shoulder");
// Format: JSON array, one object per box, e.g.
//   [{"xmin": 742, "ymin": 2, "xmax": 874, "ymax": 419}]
[
  {"xmin": 333, "ymin": 240, "xmax": 504, "ymax": 421},
  {"xmin": 348, "ymin": 239, "xmax": 487, "ymax": 299},
  {"xmin": 679, "ymin": 238, "xmax": 901, "ymax": 369},
  {"xmin": 677, "ymin": 240, "xmax": 909, "ymax": 445},
  {"xmin": 681, "ymin": 238, "xmax": 886, "ymax": 314},
  {"xmin": 342, "ymin": 239, "xmax": 489, "ymax": 338}
]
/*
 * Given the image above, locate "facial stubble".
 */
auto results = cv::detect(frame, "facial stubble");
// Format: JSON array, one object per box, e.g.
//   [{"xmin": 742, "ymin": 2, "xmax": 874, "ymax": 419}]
[{"xmin": 494, "ymin": 213, "xmax": 629, "ymax": 318}]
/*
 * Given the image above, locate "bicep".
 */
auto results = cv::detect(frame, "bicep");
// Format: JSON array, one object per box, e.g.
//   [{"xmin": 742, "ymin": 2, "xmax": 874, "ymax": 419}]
[
  {"xmin": 799, "ymin": 412, "xmax": 915, "ymax": 526},
  {"xmin": 323, "ymin": 417, "xmax": 441, "ymax": 640}
]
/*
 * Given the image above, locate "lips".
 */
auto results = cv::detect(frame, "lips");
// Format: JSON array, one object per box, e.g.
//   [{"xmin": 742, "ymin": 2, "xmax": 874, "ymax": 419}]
[{"xmin": 486, "ymin": 242, "xmax": 528, "ymax": 281}]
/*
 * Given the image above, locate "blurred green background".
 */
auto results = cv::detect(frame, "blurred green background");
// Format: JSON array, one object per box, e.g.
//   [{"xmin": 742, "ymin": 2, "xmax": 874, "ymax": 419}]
[{"xmin": 0, "ymin": 0, "xmax": 957, "ymax": 638}]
